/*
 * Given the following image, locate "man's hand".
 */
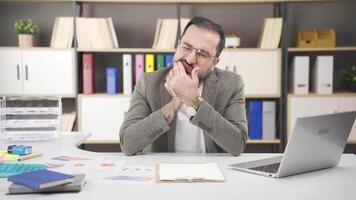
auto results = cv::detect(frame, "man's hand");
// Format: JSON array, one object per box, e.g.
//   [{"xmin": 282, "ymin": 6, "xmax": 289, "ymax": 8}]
[
  {"xmin": 167, "ymin": 61, "xmax": 199, "ymax": 106},
  {"xmin": 160, "ymin": 80, "xmax": 183, "ymax": 124}
]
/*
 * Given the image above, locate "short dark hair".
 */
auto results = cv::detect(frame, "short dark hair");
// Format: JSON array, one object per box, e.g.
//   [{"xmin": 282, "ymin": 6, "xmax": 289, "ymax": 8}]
[{"xmin": 180, "ymin": 16, "xmax": 225, "ymax": 58}]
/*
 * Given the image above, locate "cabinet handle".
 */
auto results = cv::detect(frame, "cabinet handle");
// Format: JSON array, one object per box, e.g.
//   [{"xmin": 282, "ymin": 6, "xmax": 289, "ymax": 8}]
[
  {"xmin": 16, "ymin": 64, "xmax": 20, "ymax": 80},
  {"xmin": 25, "ymin": 65, "xmax": 29, "ymax": 81},
  {"xmin": 233, "ymin": 65, "xmax": 237, "ymax": 73}
]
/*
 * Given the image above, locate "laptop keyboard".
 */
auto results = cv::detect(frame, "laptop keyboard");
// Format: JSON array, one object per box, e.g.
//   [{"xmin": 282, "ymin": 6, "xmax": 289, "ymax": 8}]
[
  {"xmin": 0, "ymin": 163, "xmax": 47, "ymax": 178},
  {"xmin": 249, "ymin": 162, "xmax": 281, "ymax": 174}
]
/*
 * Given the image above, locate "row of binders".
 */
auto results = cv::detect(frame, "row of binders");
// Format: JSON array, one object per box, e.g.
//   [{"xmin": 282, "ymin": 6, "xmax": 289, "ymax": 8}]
[
  {"xmin": 290, "ymin": 55, "xmax": 334, "ymax": 94},
  {"xmin": 247, "ymin": 100, "xmax": 277, "ymax": 140},
  {"xmin": 50, "ymin": 17, "xmax": 119, "ymax": 49},
  {"xmin": 82, "ymin": 53, "xmax": 174, "ymax": 95}
]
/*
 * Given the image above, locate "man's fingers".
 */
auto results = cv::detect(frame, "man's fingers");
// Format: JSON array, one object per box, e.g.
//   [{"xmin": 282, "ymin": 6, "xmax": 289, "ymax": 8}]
[
  {"xmin": 191, "ymin": 67, "xmax": 199, "ymax": 82},
  {"xmin": 177, "ymin": 61, "xmax": 187, "ymax": 75}
]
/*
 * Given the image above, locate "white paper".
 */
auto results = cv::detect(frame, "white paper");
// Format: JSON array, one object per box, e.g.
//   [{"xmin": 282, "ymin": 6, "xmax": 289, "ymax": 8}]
[{"xmin": 159, "ymin": 162, "xmax": 224, "ymax": 181}]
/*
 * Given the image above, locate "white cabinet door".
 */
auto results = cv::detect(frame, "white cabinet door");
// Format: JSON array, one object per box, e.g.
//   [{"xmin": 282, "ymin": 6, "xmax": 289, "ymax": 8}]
[
  {"xmin": 230, "ymin": 50, "xmax": 280, "ymax": 97},
  {"xmin": 338, "ymin": 97, "xmax": 356, "ymax": 141},
  {"xmin": 78, "ymin": 95, "xmax": 131, "ymax": 142},
  {"xmin": 0, "ymin": 49, "xmax": 23, "ymax": 95},
  {"xmin": 22, "ymin": 49, "xmax": 76, "ymax": 96},
  {"xmin": 288, "ymin": 96, "xmax": 339, "ymax": 138},
  {"xmin": 215, "ymin": 51, "xmax": 231, "ymax": 71}
]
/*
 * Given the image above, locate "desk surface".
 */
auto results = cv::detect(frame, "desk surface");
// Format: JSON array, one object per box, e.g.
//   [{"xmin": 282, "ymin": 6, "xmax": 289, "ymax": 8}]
[{"xmin": 1, "ymin": 132, "xmax": 356, "ymax": 200}]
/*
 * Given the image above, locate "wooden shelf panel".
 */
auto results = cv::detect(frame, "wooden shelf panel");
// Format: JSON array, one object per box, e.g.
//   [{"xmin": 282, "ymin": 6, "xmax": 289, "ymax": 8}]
[
  {"xmin": 82, "ymin": 139, "xmax": 120, "ymax": 144},
  {"xmin": 79, "ymin": 93, "xmax": 281, "ymax": 98},
  {"xmin": 0, "ymin": 47, "xmax": 74, "ymax": 51},
  {"xmin": 77, "ymin": 48, "xmax": 175, "ymax": 53},
  {"xmin": 245, "ymin": 94, "xmax": 281, "ymax": 98},
  {"xmin": 348, "ymin": 140, "xmax": 356, "ymax": 144},
  {"xmin": 247, "ymin": 139, "xmax": 280, "ymax": 144},
  {"xmin": 76, "ymin": 48, "xmax": 280, "ymax": 53},
  {"xmin": 288, "ymin": 92, "xmax": 356, "ymax": 97},
  {"xmin": 78, "ymin": 93, "xmax": 130, "ymax": 97},
  {"xmin": 288, "ymin": 46, "xmax": 356, "ymax": 52}
]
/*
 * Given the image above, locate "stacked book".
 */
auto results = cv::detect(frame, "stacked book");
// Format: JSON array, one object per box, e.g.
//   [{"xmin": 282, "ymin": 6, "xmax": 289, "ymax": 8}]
[
  {"xmin": 258, "ymin": 17, "xmax": 283, "ymax": 49},
  {"xmin": 50, "ymin": 17, "xmax": 74, "ymax": 48},
  {"xmin": 152, "ymin": 18, "xmax": 190, "ymax": 49},
  {"xmin": 76, "ymin": 17, "xmax": 119, "ymax": 49},
  {"xmin": 61, "ymin": 111, "xmax": 76, "ymax": 132},
  {"xmin": 7, "ymin": 169, "xmax": 86, "ymax": 194}
]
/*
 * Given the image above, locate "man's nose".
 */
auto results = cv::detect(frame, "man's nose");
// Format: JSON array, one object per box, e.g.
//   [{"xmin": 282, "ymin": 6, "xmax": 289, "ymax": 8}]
[{"xmin": 185, "ymin": 49, "xmax": 197, "ymax": 64}]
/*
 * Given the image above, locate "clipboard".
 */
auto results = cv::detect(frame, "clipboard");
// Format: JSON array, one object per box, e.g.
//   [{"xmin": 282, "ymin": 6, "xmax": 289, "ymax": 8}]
[{"xmin": 155, "ymin": 162, "xmax": 225, "ymax": 183}]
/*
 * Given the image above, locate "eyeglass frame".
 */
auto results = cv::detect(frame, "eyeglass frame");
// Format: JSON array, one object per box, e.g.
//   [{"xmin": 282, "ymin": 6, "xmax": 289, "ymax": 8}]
[{"xmin": 177, "ymin": 41, "xmax": 218, "ymax": 63}]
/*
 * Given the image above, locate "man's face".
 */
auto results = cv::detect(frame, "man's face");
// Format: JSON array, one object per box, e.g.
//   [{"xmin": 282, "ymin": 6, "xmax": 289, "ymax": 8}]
[{"xmin": 173, "ymin": 25, "xmax": 220, "ymax": 80}]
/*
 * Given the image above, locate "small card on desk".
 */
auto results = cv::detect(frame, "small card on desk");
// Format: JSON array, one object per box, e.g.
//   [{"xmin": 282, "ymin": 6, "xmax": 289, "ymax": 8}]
[
  {"xmin": 156, "ymin": 162, "xmax": 225, "ymax": 183},
  {"xmin": 7, "ymin": 169, "xmax": 75, "ymax": 189}
]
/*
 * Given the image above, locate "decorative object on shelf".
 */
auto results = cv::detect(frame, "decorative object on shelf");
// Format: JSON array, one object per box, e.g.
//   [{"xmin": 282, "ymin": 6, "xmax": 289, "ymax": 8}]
[
  {"xmin": 296, "ymin": 28, "xmax": 335, "ymax": 48},
  {"xmin": 340, "ymin": 65, "xmax": 356, "ymax": 92},
  {"xmin": 14, "ymin": 19, "xmax": 39, "ymax": 48},
  {"xmin": 225, "ymin": 32, "xmax": 240, "ymax": 48}
]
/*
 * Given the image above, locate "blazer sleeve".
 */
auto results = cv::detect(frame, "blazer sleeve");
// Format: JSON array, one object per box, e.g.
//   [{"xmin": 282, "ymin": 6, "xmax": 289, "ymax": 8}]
[
  {"xmin": 190, "ymin": 75, "xmax": 248, "ymax": 156},
  {"xmin": 119, "ymin": 74, "xmax": 171, "ymax": 156}
]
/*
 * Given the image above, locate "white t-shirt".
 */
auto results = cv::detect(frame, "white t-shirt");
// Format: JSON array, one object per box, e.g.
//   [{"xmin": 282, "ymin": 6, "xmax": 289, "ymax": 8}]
[{"xmin": 174, "ymin": 85, "xmax": 205, "ymax": 153}]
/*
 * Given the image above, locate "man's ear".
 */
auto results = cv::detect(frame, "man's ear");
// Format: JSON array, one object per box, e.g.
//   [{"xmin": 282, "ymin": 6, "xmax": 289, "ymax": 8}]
[{"xmin": 214, "ymin": 57, "xmax": 220, "ymax": 66}]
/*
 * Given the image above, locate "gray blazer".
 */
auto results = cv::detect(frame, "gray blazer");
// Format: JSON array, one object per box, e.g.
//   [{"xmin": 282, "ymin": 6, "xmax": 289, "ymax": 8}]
[{"xmin": 119, "ymin": 67, "xmax": 248, "ymax": 156}]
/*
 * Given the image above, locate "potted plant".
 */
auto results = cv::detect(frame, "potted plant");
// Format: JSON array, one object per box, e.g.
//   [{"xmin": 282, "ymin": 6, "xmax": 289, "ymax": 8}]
[
  {"xmin": 340, "ymin": 65, "xmax": 356, "ymax": 92},
  {"xmin": 14, "ymin": 19, "xmax": 39, "ymax": 47}
]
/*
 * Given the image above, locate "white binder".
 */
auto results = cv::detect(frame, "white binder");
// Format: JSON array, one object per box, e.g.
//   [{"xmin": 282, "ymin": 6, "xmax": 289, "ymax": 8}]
[
  {"xmin": 290, "ymin": 56, "xmax": 309, "ymax": 94},
  {"xmin": 312, "ymin": 56, "xmax": 334, "ymax": 94},
  {"xmin": 262, "ymin": 101, "xmax": 276, "ymax": 139},
  {"xmin": 123, "ymin": 54, "xmax": 133, "ymax": 95}
]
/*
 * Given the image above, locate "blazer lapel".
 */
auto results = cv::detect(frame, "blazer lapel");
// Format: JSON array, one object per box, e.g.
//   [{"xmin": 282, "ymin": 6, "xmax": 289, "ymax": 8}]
[
  {"xmin": 201, "ymin": 69, "xmax": 218, "ymax": 152},
  {"xmin": 201, "ymin": 69, "xmax": 218, "ymax": 106},
  {"xmin": 160, "ymin": 74, "xmax": 176, "ymax": 152}
]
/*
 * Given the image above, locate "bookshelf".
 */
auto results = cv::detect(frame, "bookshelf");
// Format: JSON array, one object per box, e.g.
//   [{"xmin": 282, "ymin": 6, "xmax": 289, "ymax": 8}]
[{"xmin": 0, "ymin": 0, "xmax": 355, "ymax": 153}]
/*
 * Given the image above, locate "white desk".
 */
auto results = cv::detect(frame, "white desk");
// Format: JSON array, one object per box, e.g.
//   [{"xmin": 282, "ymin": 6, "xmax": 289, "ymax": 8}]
[{"xmin": 1, "ymin": 132, "xmax": 356, "ymax": 200}]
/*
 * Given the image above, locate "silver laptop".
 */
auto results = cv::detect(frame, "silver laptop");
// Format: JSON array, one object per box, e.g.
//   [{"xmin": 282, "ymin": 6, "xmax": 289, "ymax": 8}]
[{"xmin": 230, "ymin": 111, "xmax": 356, "ymax": 178}]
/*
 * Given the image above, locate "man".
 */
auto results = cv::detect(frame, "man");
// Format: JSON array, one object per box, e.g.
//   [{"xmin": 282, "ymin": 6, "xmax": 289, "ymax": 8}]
[{"xmin": 120, "ymin": 16, "xmax": 247, "ymax": 156}]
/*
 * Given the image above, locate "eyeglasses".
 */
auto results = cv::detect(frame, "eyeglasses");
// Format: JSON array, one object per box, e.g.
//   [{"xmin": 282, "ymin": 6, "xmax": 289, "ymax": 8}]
[{"xmin": 177, "ymin": 41, "xmax": 216, "ymax": 63}]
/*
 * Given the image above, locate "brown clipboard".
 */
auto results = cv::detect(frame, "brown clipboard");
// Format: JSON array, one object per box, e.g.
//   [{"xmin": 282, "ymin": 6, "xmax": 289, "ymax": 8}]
[{"xmin": 155, "ymin": 163, "xmax": 225, "ymax": 183}]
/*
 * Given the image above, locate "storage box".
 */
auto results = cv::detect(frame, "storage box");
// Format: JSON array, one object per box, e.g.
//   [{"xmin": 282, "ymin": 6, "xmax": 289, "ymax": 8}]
[
  {"xmin": 296, "ymin": 28, "xmax": 336, "ymax": 48},
  {"xmin": 296, "ymin": 29, "xmax": 317, "ymax": 48},
  {"xmin": 316, "ymin": 29, "xmax": 335, "ymax": 47}
]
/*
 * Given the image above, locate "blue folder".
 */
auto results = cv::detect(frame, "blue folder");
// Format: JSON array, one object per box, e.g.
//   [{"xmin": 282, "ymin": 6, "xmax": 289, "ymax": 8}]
[
  {"xmin": 248, "ymin": 100, "xmax": 263, "ymax": 139},
  {"xmin": 164, "ymin": 54, "xmax": 174, "ymax": 67},
  {"xmin": 106, "ymin": 67, "xmax": 118, "ymax": 94}
]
